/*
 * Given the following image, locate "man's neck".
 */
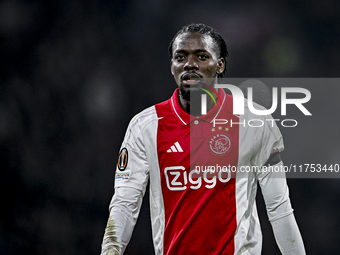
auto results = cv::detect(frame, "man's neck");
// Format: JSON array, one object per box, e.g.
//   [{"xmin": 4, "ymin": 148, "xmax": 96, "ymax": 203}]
[{"xmin": 178, "ymin": 89, "xmax": 219, "ymax": 117}]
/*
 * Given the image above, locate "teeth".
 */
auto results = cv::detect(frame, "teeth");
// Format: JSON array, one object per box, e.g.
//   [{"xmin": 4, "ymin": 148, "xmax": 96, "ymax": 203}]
[{"xmin": 185, "ymin": 80, "xmax": 198, "ymax": 85}]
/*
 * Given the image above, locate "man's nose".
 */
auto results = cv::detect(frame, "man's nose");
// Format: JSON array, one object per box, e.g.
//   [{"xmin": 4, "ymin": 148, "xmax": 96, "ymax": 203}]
[{"xmin": 184, "ymin": 55, "xmax": 198, "ymax": 70}]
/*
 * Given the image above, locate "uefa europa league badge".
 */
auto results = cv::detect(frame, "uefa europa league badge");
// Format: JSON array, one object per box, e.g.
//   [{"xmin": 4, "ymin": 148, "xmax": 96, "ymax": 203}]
[{"xmin": 118, "ymin": 148, "xmax": 128, "ymax": 170}]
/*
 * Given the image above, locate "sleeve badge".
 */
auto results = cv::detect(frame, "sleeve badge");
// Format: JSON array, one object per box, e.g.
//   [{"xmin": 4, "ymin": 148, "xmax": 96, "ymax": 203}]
[{"xmin": 117, "ymin": 148, "xmax": 128, "ymax": 171}]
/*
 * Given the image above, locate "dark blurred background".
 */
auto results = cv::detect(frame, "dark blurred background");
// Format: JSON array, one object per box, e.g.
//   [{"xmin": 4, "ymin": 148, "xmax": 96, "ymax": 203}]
[{"xmin": 1, "ymin": 0, "xmax": 340, "ymax": 254}]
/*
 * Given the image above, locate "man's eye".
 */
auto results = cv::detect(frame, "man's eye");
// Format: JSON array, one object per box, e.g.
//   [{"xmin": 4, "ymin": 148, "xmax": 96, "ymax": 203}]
[
  {"xmin": 175, "ymin": 55, "xmax": 185, "ymax": 60},
  {"xmin": 198, "ymin": 54, "xmax": 209, "ymax": 60}
]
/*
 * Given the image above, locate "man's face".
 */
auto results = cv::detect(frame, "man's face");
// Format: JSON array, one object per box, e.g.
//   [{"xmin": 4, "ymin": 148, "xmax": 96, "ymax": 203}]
[{"xmin": 170, "ymin": 32, "xmax": 225, "ymax": 98}]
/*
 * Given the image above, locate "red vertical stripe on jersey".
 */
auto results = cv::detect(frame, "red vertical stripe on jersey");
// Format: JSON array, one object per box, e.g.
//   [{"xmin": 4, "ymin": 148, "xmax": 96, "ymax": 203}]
[{"xmin": 155, "ymin": 89, "xmax": 239, "ymax": 255}]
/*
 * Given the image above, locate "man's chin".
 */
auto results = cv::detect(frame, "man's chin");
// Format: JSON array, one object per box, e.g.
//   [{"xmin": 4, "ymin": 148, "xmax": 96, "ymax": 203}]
[{"xmin": 179, "ymin": 86, "xmax": 203, "ymax": 101}]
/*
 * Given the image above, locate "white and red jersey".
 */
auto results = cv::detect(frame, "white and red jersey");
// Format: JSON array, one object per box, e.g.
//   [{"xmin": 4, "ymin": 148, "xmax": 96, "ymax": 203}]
[{"xmin": 101, "ymin": 88, "xmax": 303, "ymax": 255}]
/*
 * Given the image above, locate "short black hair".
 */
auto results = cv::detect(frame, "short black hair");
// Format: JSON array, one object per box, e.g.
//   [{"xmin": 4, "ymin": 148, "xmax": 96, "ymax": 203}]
[{"xmin": 168, "ymin": 23, "xmax": 229, "ymax": 77}]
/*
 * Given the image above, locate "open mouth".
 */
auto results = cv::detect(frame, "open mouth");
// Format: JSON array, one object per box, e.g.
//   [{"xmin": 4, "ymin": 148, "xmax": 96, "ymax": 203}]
[
  {"xmin": 182, "ymin": 72, "xmax": 201, "ymax": 81},
  {"xmin": 185, "ymin": 80, "xmax": 199, "ymax": 85}
]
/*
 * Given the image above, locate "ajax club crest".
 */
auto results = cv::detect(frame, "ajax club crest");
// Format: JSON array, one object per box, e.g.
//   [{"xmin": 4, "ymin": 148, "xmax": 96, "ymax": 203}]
[{"xmin": 209, "ymin": 134, "xmax": 232, "ymax": 156}]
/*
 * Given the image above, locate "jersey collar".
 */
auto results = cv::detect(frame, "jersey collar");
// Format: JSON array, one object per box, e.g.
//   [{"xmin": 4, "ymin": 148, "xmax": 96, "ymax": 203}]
[{"xmin": 170, "ymin": 88, "xmax": 227, "ymax": 126}]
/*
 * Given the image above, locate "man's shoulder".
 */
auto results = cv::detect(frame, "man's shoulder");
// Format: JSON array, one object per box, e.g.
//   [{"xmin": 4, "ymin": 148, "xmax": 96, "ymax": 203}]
[
  {"xmin": 130, "ymin": 105, "xmax": 158, "ymax": 130},
  {"xmin": 128, "ymin": 96, "xmax": 172, "ymax": 129},
  {"xmin": 241, "ymin": 97, "xmax": 274, "ymax": 120}
]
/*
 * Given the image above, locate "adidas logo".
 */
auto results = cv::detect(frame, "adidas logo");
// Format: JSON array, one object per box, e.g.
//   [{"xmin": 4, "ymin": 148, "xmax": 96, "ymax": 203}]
[{"xmin": 167, "ymin": 141, "xmax": 183, "ymax": 153}]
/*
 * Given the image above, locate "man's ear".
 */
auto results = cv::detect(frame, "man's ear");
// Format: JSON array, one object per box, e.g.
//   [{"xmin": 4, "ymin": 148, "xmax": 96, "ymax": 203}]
[
  {"xmin": 217, "ymin": 58, "xmax": 226, "ymax": 74},
  {"xmin": 170, "ymin": 60, "xmax": 174, "ymax": 75}
]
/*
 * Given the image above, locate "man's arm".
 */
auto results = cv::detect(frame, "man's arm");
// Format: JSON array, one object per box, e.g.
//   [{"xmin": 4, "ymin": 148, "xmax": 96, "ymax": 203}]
[
  {"xmin": 270, "ymin": 212, "xmax": 305, "ymax": 255},
  {"xmin": 101, "ymin": 186, "xmax": 143, "ymax": 255},
  {"xmin": 258, "ymin": 153, "xmax": 306, "ymax": 255},
  {"xmin": 101, "ymin": 111, "xmax": 151, "ymax": 254}
]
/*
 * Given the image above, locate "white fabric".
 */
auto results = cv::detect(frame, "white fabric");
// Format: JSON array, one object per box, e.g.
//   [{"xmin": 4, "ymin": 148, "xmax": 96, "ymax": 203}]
[
  {"xmin": 233, "ymin": 101, "xmax": 286, "ymax": 254},
  {"xmin": 101, "ymin": 187, "xmax": 143, "ymax": 255},
  {"xmin": 271, "ymin": 213, "xmax": 306, "ymax": 255},
  {"xmin": 259, "ymin": 162, "xmax": 305, "ymax": 255}
]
